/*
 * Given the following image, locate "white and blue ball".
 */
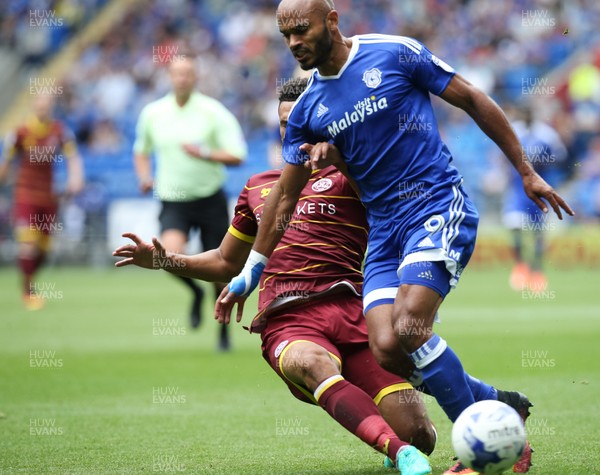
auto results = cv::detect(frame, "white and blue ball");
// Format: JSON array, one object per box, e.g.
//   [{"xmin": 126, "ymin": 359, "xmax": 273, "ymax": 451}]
[{"xmin": 452, "ymin": 400, "xmax": 526, "ymax": 474}]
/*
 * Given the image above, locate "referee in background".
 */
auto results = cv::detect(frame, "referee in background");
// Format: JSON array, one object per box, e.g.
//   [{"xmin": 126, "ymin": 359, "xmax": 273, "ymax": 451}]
[{"xmin": 133, "ymin": 55, "xmax": 247, "ymax": 350}]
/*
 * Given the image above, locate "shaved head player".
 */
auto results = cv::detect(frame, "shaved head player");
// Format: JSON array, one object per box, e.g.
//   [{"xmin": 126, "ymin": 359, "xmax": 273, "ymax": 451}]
[
  {"xmin": 218, "ymin": 1, "xmax": 571, "ymax": 473},
  {"xmin": 115, "ymin": 78, "xmax": 437, "ymax": 472}
]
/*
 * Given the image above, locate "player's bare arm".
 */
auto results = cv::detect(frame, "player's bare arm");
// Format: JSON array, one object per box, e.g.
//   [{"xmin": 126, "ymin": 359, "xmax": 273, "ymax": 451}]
[
  {"xmin": 440, "ymin": 73, "xmax": 574, "ymax": 219},
  {"xmin": 64, "ymin": 147, "xmax": 84, "ymax": 196},
  {"xmin": 113, "ymin": 231, "xmax": 251, "ymax": 282},
  {"xmin": 181, "ymin": 143, "xmax": 244, "ymax": 166},
  {"xmin": 133, "ymin": 152, "xmax": 153, "ymax": 193},
  {"xmin": 215, "ymin": 163, "xmax": 311, "ymax": 322}
]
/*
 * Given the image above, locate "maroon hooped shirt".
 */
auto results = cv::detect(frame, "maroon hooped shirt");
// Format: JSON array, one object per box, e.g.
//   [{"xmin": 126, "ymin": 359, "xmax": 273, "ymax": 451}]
[{"xmin": 229, "ymin": 166, "xmax": 368, "ymax": 333}]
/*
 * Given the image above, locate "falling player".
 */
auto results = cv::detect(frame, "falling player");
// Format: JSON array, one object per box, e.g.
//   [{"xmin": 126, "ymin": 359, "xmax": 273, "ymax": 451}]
[
  {"xmin": 119, "ymin": 77, "xmax": 537, "ymax": 475},
  {"xmin": 0, "ymin": 94, "xmax": 84, "ymax": 310},
  {"xmin": 217, "ymin": 1, "xmax": 572, "ymax": 473},
  {"xmin": 115, "ymin": 77, "xmax": 437, "ymax": 473}
]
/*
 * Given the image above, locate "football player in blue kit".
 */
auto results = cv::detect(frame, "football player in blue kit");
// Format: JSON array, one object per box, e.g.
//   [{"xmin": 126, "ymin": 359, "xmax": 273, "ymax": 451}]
[
  {"xmin": 215, "ymin": 1, "xmax": 574, "ymax": 474},
  {"xmin": 503, "ymin": 107, "xmax": 568, "ymax": 292}
]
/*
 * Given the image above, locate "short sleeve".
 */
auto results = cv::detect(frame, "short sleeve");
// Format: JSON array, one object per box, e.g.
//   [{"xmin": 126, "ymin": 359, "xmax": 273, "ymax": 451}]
[
  {"xmin": 133, "ymin": 106, "xmax": 153, "ymax": 155},
  {"xmin": 210, "ymin": 104, "xmax": 247, "ymax": 161},
  {"xmin": 399, "ymin": 39, "xmax": 456, "ymax": 96},
  {"xmin": 228, "ymin": 179, "xmax": 257, "ymax": 243},
  {"xmin": 281, "ymin": 103, "xmax": 321, "ymax": 166}
]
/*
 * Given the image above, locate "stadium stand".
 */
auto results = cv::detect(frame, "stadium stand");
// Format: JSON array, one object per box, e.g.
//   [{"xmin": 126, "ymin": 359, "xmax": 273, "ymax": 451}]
[{"xmin": 0, "ymin": 0, "xmax": 599, "ymax": 264}]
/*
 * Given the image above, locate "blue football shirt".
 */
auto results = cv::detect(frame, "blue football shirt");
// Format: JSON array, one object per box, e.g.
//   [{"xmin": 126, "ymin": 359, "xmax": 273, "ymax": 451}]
[
  {"xmin": 283, "ymin": 34, "xmax": 464, "ymax": 226},
  {"xmin": 504, "ymin": 119, "xmax": 567, "ymax": 215}
]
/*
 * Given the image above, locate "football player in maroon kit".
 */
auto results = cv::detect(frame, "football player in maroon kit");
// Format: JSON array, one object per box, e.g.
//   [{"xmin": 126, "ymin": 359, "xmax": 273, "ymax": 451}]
[
  {"xmin": 113, "ymin": 77, "xmax": 437, "ymax": 470},
  {"xmin": 0, "ymin": 94, "xmax": 84, "ymax": 310}
]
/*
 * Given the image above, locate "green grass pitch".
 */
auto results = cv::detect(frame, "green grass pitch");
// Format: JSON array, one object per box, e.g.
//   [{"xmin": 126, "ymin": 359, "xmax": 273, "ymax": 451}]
[{"xmin": 0, "ymin": 264, "xmax": 598, "ymax": 474}]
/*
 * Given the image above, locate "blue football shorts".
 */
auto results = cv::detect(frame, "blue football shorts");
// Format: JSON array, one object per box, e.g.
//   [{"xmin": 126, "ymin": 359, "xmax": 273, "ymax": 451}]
[{"xmin": 363, "ymin": 184, "xmax": 479, "ymax": 313}]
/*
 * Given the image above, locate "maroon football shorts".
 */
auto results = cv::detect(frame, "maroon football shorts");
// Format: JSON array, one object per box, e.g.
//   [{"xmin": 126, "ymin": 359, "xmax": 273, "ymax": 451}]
[
  {"xmin": 13, "ymin": 201, "xmax": 58, "ymax": 248},
  {"xmin": 261, "ymin": 292, "xmax": 412, "ymax": 405}
]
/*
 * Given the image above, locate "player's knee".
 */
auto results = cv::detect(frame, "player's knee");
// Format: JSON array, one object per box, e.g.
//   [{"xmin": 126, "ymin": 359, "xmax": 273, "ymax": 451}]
[
  {"xmin": 392, "ymin": 303, "xmax": 433, "ymax": 351},
  {"xmin": 407, "ymin": 417, "xmax": 436, "ymax": 456},
  {"xmin": 281, "ymin": 346, "xmax": 338, "ymax": 391},
  {"xmin": 380, "ymin": 391, "xmax": 436, "ymax": 454},
  {"xmin": 368, "ymin": 332, "xmax": 401, "ymax": 373}
]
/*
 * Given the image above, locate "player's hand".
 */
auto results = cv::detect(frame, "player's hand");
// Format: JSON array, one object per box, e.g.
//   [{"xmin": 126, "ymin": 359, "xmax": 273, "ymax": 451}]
[
  {"xmin": 112, "ymin": 232, "xmax": 166, "ymax": 269},
  {"xmin": 228, "ymin": 250, "xmax": 268, "ymax": 297},
  {"xmin": 215, "ymin": 250, "xmax": 268, "ymax": 323},
  {"xmin": 522, "ymin": 173, "xmax": 574, "ymax": 220},
  {"xmin": 300, "ymin": 142, "xmax": 342, "ymax": 170},
  {"xmin": 139, "ymin": 179, "xmax": 153, "ymax": 194},
  {"xmin": 214, "ymin": 285, "xmax": 247, "ymax": 325}
]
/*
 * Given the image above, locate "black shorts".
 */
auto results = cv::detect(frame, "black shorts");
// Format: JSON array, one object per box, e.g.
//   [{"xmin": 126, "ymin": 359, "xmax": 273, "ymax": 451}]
[{"xmin": 159, "ymin": 189, "xmax": 229, "ymax": 251}]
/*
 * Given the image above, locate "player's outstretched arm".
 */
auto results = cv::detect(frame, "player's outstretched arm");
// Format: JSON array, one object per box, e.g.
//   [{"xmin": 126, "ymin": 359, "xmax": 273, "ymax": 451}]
[
  {"xmin": 216, "ymin": 163, "xmax": 311, "ymax": 323},
  {"xmin": 113, "ymin": 231, "xmax": 252, "ymax": 282},
  {"xmin": 440, "ymin": 74, "xmax": 574, "ymax": 219}
]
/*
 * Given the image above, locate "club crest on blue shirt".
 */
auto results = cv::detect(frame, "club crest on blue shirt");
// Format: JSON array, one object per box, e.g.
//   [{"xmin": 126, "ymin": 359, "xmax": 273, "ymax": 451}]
[{"xmin": 362, "ymin": 68, "xmax": 382, "ymax": 88}]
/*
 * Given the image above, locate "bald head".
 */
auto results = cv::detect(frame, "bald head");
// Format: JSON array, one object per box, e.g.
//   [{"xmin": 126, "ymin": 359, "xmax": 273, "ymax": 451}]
[
  {"xmin": 276, "ymin": 0, "xmax": 341, "ymax": 71},
  {"xmin": 277, "ymin": 0, "xmax": 335, "ymax": 14},
  {"xmin": 277, "ymin": 0, "xmax": 334, "ymax": 20}
]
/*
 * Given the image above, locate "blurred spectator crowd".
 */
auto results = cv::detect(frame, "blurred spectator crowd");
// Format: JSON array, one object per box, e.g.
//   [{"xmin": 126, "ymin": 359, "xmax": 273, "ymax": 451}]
[
  {"xmin": 1, "ymin": 0, "xmax": 600, "ymax": 222},
  {"xmin": 0, "ymin": 0, "xmax": 109, "ymax": 66}
]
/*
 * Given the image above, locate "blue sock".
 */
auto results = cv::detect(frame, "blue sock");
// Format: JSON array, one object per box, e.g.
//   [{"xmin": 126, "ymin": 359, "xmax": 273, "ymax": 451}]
[
  {"xmin": 466, "ymin": 375, "xmax": 498, "ymax": 401},
  {"xmin": 414, "ymin": 373, "xmax": 497, "ymax": 402},
  {"xmin": 410, "ymin": 334, "xmax": 475, "ymax": 422}
]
